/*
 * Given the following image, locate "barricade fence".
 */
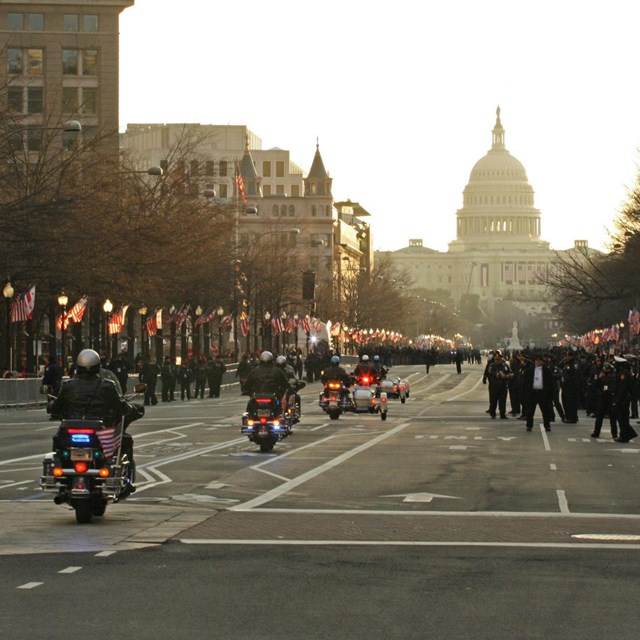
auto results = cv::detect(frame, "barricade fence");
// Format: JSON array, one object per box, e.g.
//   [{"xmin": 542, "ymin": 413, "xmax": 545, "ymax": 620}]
[{"xmin": 1, "ymin": 364, "xmax": 240, "ymax": 409}]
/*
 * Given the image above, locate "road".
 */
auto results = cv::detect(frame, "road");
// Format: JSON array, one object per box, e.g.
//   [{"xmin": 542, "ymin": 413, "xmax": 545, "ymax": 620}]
[{"xmin": 1, "ymin": 363, "xmax": 639, "ymax": 639}]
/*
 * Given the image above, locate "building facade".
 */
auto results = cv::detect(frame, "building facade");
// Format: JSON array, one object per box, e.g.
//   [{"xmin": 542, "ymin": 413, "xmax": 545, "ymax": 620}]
[
  {"xmin": 1, "ymin": 0, "xmax": 134, "ymax": 153},
  {"xmin": 384, "ymin": 108, "xmax": 589, "ymax": 344}
]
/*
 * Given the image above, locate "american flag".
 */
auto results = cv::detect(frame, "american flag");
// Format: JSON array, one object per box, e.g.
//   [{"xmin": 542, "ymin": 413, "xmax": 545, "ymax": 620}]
[
  {"xmin": 95, "ymin": 423, "xmax": 123, "ymax": 458},
  {"xmin": 195, "ymin": 307, "xmax": 216, "ymax": 326},
  {"xmin": 235, "ymin": 161, "xmax": 247, "ymax": 204},
  {"xmin": 219, "ymin": 313, "xmax": 234, "ymax": 328},
  {"xmin": 57, "ymin": 296, "xmax": 87, "ymax": 329},
  {"xmin": 240, "ymin": 315, "xmax": 250, "ymax": 337},
  {"xmin": 146, "ymin": 313, "xmax": 157, "ymax": 337},
  {"xmin": 302, "ymin": 315, "xmax": 311, "ymax": 333},
  {"xmin": 108, "ymin": 305, "xmax": 129, "ymax": 335},
  {"xmin": 285, "ymin": 317, "xmax": 295, "ymax": 334},
  {"xmin": 173, "ymin": 304, "xmax": 190, "ymax": 327},
  {"xmin": 271, "ymin": 317, "xmax": 284, "ymax": 335},
  {"xmin": 10, "ymin": 286, "xmax": 35, "ymax": 323}
]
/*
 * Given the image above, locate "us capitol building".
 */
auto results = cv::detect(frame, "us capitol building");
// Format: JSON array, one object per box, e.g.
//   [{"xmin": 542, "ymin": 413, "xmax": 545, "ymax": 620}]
[{"xmin": 383, "ymin": 107, "xmax": 591, "ymax": 344}]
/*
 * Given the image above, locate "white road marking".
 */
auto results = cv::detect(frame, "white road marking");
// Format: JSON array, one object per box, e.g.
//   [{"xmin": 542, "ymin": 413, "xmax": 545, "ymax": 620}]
[
  {"xmin": 550, "ymin": 463, "xmax": 557, "ymax": 471},
  {"xmin": 180, "ymin": 539, "xmax": 640, "ymax": 550},
  {"xmin": 572, "ymin": 534, "xmax": 640, "ymax": 541},
  {"xmin": 383, "ymin": 492, "xmax": 461, "ymax": 503},
  {"xmin": 95, "ymin": 550, "xmax": 117, "ymax": 557},
  {"xmin": 0, "ymin": 480, "xmax": 32, "ymax": 490},
  {"xmin": 17, "ymin": 582, "xmax": 43, "ymax": 589},
  {"xmin": 557, "ymin": 490, "xmax": 570, "ymax": 514},
  {"xmin": 232, "ymin": 422, "xmax": 411, "ymax": 510},
  {"xmin": 541, "ymin": 425, "xmax": 551, "ymax": 451},
  {"xmin": 59, "ymin": 566, "xmax": 82, "ymax": 574}
]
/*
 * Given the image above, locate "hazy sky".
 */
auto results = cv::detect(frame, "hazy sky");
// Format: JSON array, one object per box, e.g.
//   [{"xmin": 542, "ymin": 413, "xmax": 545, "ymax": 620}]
[{"xmin": 119, "ymin": 0, "xmax": 640, "ymax": 254}]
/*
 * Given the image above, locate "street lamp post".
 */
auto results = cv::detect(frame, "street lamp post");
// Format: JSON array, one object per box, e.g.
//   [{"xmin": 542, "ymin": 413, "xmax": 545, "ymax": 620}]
[
  {"xmin": 3, "ymin": 281, "xmax": 14, "ymax": 372},
  {"xmin": 139, "ymin": 306, "xmax": 147, "ymax": 362},
  {"xmin": 216, "ymin": 306, "xmax": 224, "ymax": 357},
  {"xmin": 102, "ymin": 299, "xmax": 113, "ymax": 360},
  {"xmin": 194, "ymin": 306, "xmax": 202, "ymax": 359},
  {"xmin": 264, "ymin": 311, "xmax": 271, "ymax": 352},
  {"xmin": 293, "ymin": 313, "xmax": 299, "ymax": 353},
  {"xmin": 280, "ymin": 311, "xmax": 287, "ymax": 354},
  {"xmin": 57, "ymin": 292, "xmax": 68, "ymax": 370}
]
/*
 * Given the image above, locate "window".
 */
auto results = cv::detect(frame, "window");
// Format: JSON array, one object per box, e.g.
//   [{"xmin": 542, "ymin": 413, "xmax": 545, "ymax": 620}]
[
  {"xmin": 62, "ymin": 50, "xmax": 79, "ymax": 75},
  {"xmin": 27, "ymin": 128, "xmax": 42, "ymax": 152},
  {"xmin": 8, "ymin": 13, "xmax": 24, "ymax": 30},
  {"xmin": 7, "ymin": 87, "xmax": 22, "ymax": 112},
  {"xmin": 263, "ymin": 161, "xmax": 271, "ymax": 177},
  {"xmin": 83, "ymin": 50, "xmax": 98, "ymax": 76},
  {"xmin": 27, "ymin": 87, "xmax": 43, "ymax": 114},
  {"xmin": 219, "ymin": 160, "xmax": 227, "ymax": 177},
  {"xmin": 288, "ymin": 205, "xmax": 295, "ymax": 217},
  {"xmin": 218, "ymin": 184, "xmax": 228, "ymax": 198},
  {"xmin": 29, "ymin": 13, "xmax": 45, "ymax": 30},
  {"xmin": 272, "ymin": 205, "xmax": 278, "ymax": 217},
  {"xmin": 276, "ymin": 161, "xmax": 284, "ymax": 177},
  {"xmin": 276, "ymin": 184, "xmax": 285, "ymax": 195},
  {"xmin": 64, "ymin": 14, "xmax": 79, "ymax": 31},
  {"xmin": 7, "ymin": 49, "xmax": 23, "ymax": 74},
  {"xmin": 62, "ymin": 87, "xmax": 79, "ymax": 113},
  {"xmin": 82, "ymin": 87, "xmax": 97, "ymax": 114},
  {"xmin": 205, "ymin": 161, "xmax": 214, "ymax": 176},
  {"xmin": 291, "ymin": 185, "xmax": 300, "ymax": 197},
  {"xmin": 190, "ymin": 160, "xmax": 199, "ymax": 176},
  {"xmin": 27, "ymin": 49, "xmax": 44, "ymax": 75},
  {"xmin": 311, "ymin": 205, "xmax": 317, "ymax": 217},
  {"xmin": 160, "ymin": 159, "xmax": 169, "ymax": 174},
  {"xmin": 263, "ymin": 184, "xmax": 271, "ymax": 196},
  {"xmin": 83, "ymin": 15, "xmax": 99, "ymax": 32}
]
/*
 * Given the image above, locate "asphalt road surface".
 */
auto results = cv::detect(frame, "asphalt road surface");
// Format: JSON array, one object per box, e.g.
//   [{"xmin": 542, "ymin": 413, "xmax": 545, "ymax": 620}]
[{"xmin": 1, "ymin": 363, "xmax": 639, "ymax": 639}]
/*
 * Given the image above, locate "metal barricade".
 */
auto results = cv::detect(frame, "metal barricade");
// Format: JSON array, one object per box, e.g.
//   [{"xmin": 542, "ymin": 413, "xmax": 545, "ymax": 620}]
[{"xmin": 0, "ymin": 377, "xmax": 47, "ymax": 409}]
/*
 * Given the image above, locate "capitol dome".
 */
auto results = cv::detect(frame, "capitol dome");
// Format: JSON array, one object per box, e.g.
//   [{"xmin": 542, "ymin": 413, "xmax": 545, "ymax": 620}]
[{"xmin": 448, "ymin": 107, "xmax": 548, "ymax": 253}]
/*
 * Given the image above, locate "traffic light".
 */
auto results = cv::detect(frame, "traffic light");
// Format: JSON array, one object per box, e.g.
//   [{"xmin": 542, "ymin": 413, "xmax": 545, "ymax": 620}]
[{"xmin": 302, "ymin": 271, "xmax": 315, "ymax": 300}]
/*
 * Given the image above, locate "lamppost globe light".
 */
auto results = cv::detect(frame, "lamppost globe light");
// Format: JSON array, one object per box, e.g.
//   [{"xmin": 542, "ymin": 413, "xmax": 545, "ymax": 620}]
[
  {"xmin": 3, "ymin": 282, "xmax": 14, "ymax": 299},
  {"xmin": 64, "ymin": 120, "xmax": 82, "ymax": 132},
  {"xmin": 264, "ymin": 311, "xmax": 271, "ymax": 321},
  {"xmin": 195, "ymin": 305, "xmax": 203, "ymax": 316},
  {"xmin": 139, "ymin": 305, "xmax": 147, "ymax": 316},
  {"xmin": 280, "ymin": 311, "xmax": 287, "ymax": 319},
  {"xmin": 57, "ymin": 292, "xmax": 68, "ymax": 307},
  {"xmin": 103, "ymin": 299, "xmax": 113, "ymax": 314},
  {"xmin": 216, "ymin": 306, "xmax": 224, "ymax": 317}
]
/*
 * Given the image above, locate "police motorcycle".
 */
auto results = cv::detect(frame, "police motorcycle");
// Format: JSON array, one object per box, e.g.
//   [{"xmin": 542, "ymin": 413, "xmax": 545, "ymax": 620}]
[
  {"xmin": 380, "ymin": 376, "xmax": 407, "ymax": 403},
  {"xmin": 39, "ymin": 351, "xmax": 145, "ymax": 524},
  {"xmin": 350, "ymin": 356, "xmax": 388, "ymax": 420},
  {"xmin": 242, "ymin": 394, "xmax": 292, "ymax": 452},
  {"xmin": 275, "ymin": 355, "xmax": 306, "ymax": 425}
]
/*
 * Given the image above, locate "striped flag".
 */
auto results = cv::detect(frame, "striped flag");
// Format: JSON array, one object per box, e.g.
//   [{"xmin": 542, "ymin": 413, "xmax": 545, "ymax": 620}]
[
  {"xmin": 108, "ymin": 305, "xmax": 129, "ymax": 335},
  {"xmin": 235, "ymin": 161, "xmax": 246, "ymax": 204},
  {"xmin": 95, "ymin": 423, "xmax": 123, "ymax": 458},
  {"xmin": 271, "ymin": 317, "xmax": 284, "ymax": 335},
  {"xmin": 285, "ymin": 317, "xmax": 295, "ymax": 334},
  {"xmin": 173, "ymin": 304, "xmax": 190, "ymax": 327},
  {"xmin": 68, "ymin": 296, "xmax": 88, "ymax": 323},
  {"xmin": 303, "ymin": 315, "xmax": 311, "ymax": 333},
  {"xmin": 146, "ymin": 314, "xmax": 157, "ymax": 337},
  {"xmin": 10, "ymin": 286, "xmax": 35, "ymax": 323},
  {"xmin": 240, "ymin": 315, "xmax": 250, "ymax": 337},
  {"xmin": 220, "ymin": 313, "xmax": 234, "ymax": 328},
  {"xmin": 195, "ymin": 307, "xmax": 216, "ymax": 327}
]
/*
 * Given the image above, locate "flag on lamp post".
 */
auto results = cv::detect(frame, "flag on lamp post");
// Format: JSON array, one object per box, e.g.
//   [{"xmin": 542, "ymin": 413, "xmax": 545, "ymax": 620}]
[{"xmin": 9, "ymin": 286, "xmax": 35, "ymax": 323}]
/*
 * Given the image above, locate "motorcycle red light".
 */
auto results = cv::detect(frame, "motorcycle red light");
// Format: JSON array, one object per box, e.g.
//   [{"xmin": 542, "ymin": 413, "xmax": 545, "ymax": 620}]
[
  {"xmin": 98, "ymin": 467, "xmax": 110, "ymax": 478},
  {"xmin": 362, "ymin": 377, "xmax": 369, "ymax": 384},
  {"xmin": 256, "ymin": 398, "xmax": 272, "ymax": 404},
  {"xmin": 67, "ymin": 428, "xmax": 95, "ymax": 435},
  {"xmin": 260, "ymin": 417, "xmax": 267, "ymax": 424},
  {"xmin": 74, "ymin": 462, "xmax": 88, "ymax": 473},
  {"xmin": 53, "ymin": 467, "xmax": 64, "ymax": 477}
]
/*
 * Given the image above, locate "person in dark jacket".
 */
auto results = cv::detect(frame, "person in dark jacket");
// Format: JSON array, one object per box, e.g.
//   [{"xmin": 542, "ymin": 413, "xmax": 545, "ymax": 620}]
[
  {"xmin": 193, "ymin": 358, "xmax": 207, "ymax": 399},
  {"xmin": 591, "ymin": 362, "xmax": 618, "ymax": 439},
  {"xmin": 236, "ymin": 353, "xmax": 253, "ymax": 394},
  {"xmin": 560, "ymin": 351, "xmax": 580, "ymax": 423},
  {"xmin": 139, "ymin": 357, "xmax": 160, "ymax": 406},
  {"xmin": 484, "ymin": 351, "xmax": 513, "ymax": 419},
  {"xmin": 178, "ymin": 362, "xmax": 193, "ymax": 400},
  {"xmin": 108, "ymin": 352, "xmax": 130, "ymax": 394},
  {"xmin": 612, "ymin": 357, "xmax": 638, "ymax": 442},
  {"xmin": 160, "ymin": 356, "xmax": 176, "ymax": 402},
  {"xmin": 207, "ymin": 355, "xmax": 226, "ymax": 398},
  {"xmin": 49, "ymin": 349, "xmax": 143, "ymax": 467},
  {"xmin": 522, "ymin": 354, "xmax": 553, "ymax": 431},
  {"xmin": 243, "ymin": 351, "xmax": 289, "ymax": 413},
  {"xmin": 42, "ymin": 355, "xmax": 64, "ymax": 396}
]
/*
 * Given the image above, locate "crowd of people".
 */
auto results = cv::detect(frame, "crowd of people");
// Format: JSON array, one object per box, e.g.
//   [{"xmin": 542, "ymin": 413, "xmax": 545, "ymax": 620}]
[{"xmin": 482, "ymin": 348, "xmax": 639, "ymax": 442}]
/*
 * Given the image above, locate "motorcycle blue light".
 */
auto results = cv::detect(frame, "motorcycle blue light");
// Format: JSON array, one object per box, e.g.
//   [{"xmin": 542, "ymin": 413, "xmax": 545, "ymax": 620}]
[{"xmin": 71, "ymin": 434, "xmax": 91, "ymax": 444}]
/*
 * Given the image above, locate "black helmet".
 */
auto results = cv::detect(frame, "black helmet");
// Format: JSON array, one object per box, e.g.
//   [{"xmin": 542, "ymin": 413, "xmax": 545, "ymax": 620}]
[{"xmin": 76, "ymin": 349, "xmax": 101, "ymax": 374}]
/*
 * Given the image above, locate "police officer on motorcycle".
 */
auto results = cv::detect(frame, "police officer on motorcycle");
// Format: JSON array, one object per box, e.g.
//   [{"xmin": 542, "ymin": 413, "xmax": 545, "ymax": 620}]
[
  {"xmin": 354, "ymin": 354, "xmax": 374, "ymax": 378},
  {"xmin": 49, "ymin": 349, "xmax": 144, "ymax": 472},
  {"xmin": 243, "ymin": 351, "xmax": 289, "ymax": 413},
  {"xmin": 276, "ymin": 354, "xmax": 306, "ymax": 423}
]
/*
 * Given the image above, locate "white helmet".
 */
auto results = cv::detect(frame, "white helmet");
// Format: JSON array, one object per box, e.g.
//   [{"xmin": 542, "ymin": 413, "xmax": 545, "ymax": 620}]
[
  {"xmin": 259, "ymin": 351, "xmax": 274, "ymax": 363},
  {"xmin": 275, "ymin": 355, "xmax": 287, "ymax": 366},
  {"xmin": 361, "ymin": 355, "xmax": 369, "ymax": 362},
  {"xmin": 76, "ymin": 349, "xmax": 101, "ymax": 373}
]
